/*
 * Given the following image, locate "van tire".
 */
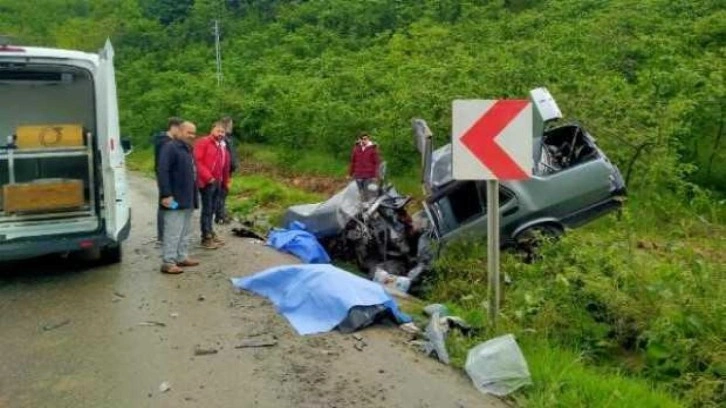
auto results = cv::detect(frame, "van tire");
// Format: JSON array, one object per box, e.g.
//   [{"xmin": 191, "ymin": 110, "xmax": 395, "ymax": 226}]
[{"xmin": 99, "ymin": 244, "xmax": 122, "ymax": 265}]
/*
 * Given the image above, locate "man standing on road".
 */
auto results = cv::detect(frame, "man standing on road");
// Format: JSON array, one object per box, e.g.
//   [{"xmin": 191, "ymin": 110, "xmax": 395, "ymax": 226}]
[
  {"xmin": 215, "ymin": 116, "xmax": 239, "ymax": 225},
  {"xmin": 194, "ymin": 122, "xmax": 231, "ymax": 249},
  {"xmin": 156, "ymin": 121, "xmax": 200, "ymax": 274},
  {"xmin": 153, "ymin": 117, "xmax": 183, "ymax": 245},
  {"xmin": 348, "ymin": 131, "xmax": 381, "ymax": 200}
]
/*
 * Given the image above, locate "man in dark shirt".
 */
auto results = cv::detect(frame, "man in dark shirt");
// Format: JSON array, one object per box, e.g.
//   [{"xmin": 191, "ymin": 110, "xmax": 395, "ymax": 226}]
[
  {"xmin": 156, "ymin": 121, "xmax": 199, "ymax": 274},
  {"xmin": 154, "ymin": 117, "xmax": 183, "ymax": 244}
]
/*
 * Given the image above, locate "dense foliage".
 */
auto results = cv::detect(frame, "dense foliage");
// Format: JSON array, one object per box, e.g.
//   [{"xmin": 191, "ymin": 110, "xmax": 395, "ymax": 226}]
[
  {"xmin": 1, "ymin": 0, "xmax": 723, "ymax": 194},
  {"xmin": 2, "ymin": 1, "xmax": 724, "ymax": 406}
]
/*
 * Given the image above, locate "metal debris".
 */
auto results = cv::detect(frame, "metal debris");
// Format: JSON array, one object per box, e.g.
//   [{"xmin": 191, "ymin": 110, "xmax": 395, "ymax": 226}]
[
  {"xmin": 138, "ymin": 321, "xmax": 166, "ymax": 327},
  {"xmin": 194, "ymin": 346, "xmax": 219, "ymax": 356},
  {"xmin": 235, "ymin": 337, "xmax": 278, "ymax": 349},
  {"xmin": 42, "ymin": 319, "xmax": 71, "ymax": 332}
]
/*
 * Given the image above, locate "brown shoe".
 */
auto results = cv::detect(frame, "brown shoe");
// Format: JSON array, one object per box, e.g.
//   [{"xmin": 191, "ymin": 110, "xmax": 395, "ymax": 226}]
[
  {"xmin": 160, "ymin": 264, "xmax": 184, "ymax": 274},
  {"xmin": 212, "ymin": 233, "xmax": 225, "ymax": 246},
  {"xmin": 200, "ymin": 238, "xmax": 219, "ymax": 250},
  {"xmin": 177, "ymin": 258, "xmax": 200, "ymax": 267}
]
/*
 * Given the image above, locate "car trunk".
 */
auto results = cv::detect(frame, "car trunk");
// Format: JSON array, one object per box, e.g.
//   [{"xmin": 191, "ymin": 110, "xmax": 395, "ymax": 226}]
[{"xmin": 0, "ymin": 63, "xmax": 100, "ymax": 241}]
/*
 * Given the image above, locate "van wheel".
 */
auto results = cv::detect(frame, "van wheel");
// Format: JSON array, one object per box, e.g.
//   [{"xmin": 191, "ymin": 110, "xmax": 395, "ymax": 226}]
[{"xmin": 99, "ymin": 244, "xmax": 122, "ymax": 265}]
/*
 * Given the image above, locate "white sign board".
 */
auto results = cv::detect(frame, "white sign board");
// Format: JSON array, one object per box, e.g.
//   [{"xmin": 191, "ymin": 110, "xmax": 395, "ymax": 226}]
[{"xmin": 452, "ymin": 100, "xmax": 533, "ymax": 180}]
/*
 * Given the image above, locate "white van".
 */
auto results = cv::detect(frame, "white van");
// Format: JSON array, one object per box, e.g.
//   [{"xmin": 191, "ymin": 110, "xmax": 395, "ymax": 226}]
[{"xmin": 0, "ymin": 39, "xmax": 131, "ymax": 263}]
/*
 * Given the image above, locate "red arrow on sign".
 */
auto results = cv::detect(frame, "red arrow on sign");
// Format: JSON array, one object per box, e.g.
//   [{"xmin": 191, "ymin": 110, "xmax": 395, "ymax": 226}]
[{"xmin": 460, "ymin": 100, "xmax": 529, "ymax": 179}]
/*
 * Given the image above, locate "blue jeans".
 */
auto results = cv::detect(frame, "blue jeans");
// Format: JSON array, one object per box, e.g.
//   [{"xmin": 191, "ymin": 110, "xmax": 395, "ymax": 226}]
[
  {"xmin": 200, "ymin": 183, "xmax": 221, "ymax": 239},
  {"xmin": 215, "ymin": 187, "xmax": 228, "ymax": 222}
]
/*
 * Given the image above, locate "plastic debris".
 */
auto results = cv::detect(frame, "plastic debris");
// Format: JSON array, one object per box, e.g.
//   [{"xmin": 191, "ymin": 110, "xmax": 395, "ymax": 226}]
[
  {"xmin": 422, "ymin": 308, "xmax": 450, "ymax": 364},
  {"xmin": 465, "ymin": 334, "xmax": 532, "ymax": 396},
  {"xmin": 399, "ymin": 322, "xmax": 422, "ymax": 335},
  {"xmin": 159, "ymin": 381, "xmax": 171, "ymax": 393}
]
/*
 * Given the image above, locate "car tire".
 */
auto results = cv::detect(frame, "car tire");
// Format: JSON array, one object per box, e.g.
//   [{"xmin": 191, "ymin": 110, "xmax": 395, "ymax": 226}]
[{"xmin": 514, "ymin": 224, "xmax": 563, "ymax": 262}]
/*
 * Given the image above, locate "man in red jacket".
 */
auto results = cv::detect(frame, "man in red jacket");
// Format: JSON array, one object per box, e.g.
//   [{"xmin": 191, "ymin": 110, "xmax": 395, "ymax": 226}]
[
  {"xmin": 194, "ymin": 122, "xmax": 231, "ymax": 249},
  {"xmin": 348, "ymin": 132, "xmax": 381, "ymax": 200}
]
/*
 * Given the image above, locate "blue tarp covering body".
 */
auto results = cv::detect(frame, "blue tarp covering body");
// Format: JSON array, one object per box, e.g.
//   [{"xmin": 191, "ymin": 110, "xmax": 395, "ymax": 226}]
[
  {"xmin": 231, "ymin": 264, "xmax": 411, "ymax": 335},
  {"xmin": 266, "ymin": 221, "xmax": 331, "ymax": 264}
]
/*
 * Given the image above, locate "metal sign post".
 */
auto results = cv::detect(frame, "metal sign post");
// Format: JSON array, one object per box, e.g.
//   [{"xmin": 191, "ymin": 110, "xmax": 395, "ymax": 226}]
[{"xmin": 487, "ymin": 180, "xmax": 500, "ymax": 326}]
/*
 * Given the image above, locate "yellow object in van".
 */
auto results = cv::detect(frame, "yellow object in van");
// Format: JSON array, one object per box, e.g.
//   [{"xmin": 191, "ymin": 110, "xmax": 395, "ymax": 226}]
[{"xmin": 15, "ymin": 124, "xmax": 84, "ymax": 149}]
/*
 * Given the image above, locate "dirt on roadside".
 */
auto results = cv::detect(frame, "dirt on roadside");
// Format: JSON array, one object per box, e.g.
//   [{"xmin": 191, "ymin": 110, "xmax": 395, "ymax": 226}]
[{"xmin": 0, "ymin": 173, "xmax": 506, "ymax": 408}]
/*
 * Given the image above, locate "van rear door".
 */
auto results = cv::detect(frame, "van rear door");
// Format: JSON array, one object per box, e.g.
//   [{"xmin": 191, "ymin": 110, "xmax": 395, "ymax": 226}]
[{"xmin": 96, "ymin": 40, "xmax": 129, "ymax": 241}]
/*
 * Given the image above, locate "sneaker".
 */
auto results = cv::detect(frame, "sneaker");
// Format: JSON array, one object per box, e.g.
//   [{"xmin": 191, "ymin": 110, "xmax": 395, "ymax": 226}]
[
  {"xmin": 160, "ymin": 264, "xmax": 184, "ymax": 274},
  {"xmin": 177, "ymin": 258, "xmax": 200, "ymax": 267},
  {"xmin": 200, "ymin": 238, "xmax": 219, "ymax": 250}
]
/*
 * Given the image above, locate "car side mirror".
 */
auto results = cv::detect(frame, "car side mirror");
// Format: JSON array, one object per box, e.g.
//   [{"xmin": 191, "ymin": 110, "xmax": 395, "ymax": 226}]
[{"xmin": 121, "ymin": 137, "xmax": 133, "ymax": 156}]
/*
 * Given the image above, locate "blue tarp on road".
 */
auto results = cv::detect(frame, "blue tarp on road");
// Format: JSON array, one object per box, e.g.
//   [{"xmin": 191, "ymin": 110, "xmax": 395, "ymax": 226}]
[
  {"xmin": 266, "ymin": 221, "xmax": 331, "ymax": 264},
  {"xmin": 231, "ymin": 264, "xmax": 411, "ymax": 335}
]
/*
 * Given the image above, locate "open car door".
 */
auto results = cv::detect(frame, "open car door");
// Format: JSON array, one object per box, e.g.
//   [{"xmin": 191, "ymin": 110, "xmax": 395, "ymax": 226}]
[{"xmin": 96, "ymin": 40, "xmax": 130, "ymax": 240}]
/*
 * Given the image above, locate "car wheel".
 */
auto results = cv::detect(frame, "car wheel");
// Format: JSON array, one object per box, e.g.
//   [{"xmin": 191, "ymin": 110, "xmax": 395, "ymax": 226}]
[{"xmin": 514, "ymin": 224, "xmax": 563, "ymax": 262}]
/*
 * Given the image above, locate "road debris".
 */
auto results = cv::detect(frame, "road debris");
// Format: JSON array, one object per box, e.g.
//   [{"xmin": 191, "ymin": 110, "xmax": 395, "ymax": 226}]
[
  {"xmin": 113, "ymin": 291, "xmax": 126, "ymax": 298},
  {"xmin": 138, "ymin": 321, "xmax": 166, "ymax": 327},
  {"xmin": 231, "ymin": 226, "xmax": 266, "ymax": 241},
  {"xmin": 198, "ymin": 295, "xmax": 205, "ymax": 302},
  {"xmin": 194, "ymin": 346, "xmax": 219, "ymax": 356},
  {"xmin": 399, "ymin": 322, "xmax": 421, "ymax": 335},
  {"xmin": 465, "ymin": 334, "xmax": 532, "ymax": 396},
  {"xmin": 158, "ymin": 381, "xmax": 171, "ymax": 393},
  {"xmin": 170, "ymin": 312, "xmax": 179, "ymax": 318},
  {"xmin": 235, "ymin": 337, "xmax": 278, "ymax": 349},
  {"xmin": 42, "ymin": 319, "xmax": 71, "ymax": 332},
  {"xmin": 413, "ymin": 304, "xmax": 473, "ymax": 365}
]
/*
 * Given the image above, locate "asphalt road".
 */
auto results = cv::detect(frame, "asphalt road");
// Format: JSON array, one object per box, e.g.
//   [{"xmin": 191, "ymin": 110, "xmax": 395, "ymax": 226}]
[{"xmin": 0, "ymin": 173, "xmax": 504, "ymax": 408}]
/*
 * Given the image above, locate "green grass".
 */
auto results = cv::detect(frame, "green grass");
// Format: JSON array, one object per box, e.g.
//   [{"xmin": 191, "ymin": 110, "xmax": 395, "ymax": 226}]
[
  {"xmin": 126, "ymin": 148, "xmax": 155, "ymax": 176},
  {"xmin": 241, "ymin": 143, "xmax": 348, "ymax": 178},
  {"xmin": 428, "ymin": 196, "xmax": 725, "ymax": 407},
  {"xmin": 226, "ymin": 174, "xmax": 323, "ymax": 226},
  {"xmin": 517, "ymin": 339, "xmax": 682, "ymax": 408}
]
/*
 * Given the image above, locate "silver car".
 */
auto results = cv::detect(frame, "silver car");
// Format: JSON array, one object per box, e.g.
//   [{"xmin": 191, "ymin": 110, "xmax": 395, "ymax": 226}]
[{"xmin": 283, "ymin": 88, "xmax": 626, "ymax": 273}]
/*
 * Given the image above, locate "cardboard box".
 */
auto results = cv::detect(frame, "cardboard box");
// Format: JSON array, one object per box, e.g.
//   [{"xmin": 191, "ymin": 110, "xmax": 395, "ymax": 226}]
[
  {"xmin": 15, "ymin": 124, "xmax": 85, "ymax": 149},
  {"xmin": 2, "ymin": 179, "xmax": 85, "ymax": 214}
]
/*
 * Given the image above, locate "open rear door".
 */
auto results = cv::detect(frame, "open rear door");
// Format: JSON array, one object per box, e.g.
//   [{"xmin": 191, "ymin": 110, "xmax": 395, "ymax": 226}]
[
  {"xmin": 96, "ymin": 40, "xmax": 130, "ymax": 241},
  {"xmin": 412, "ymin": 118, "xmax": 434, "ymax": 195}
]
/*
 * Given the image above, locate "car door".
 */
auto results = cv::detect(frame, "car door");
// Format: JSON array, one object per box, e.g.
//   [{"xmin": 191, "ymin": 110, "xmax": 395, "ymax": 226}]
[
  {"xmin": 426, "ymin": 181, "xmax": 519, "ymax": 243},
  {"xmin": 96, "ymin": 40, "xmax": 130, "ymax": 241}
]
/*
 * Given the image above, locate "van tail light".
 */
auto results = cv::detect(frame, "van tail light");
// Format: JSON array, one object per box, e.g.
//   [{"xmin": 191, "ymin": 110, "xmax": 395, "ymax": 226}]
[
  {"xmin": 79, "ymin": 240, "xmax": 94, "ymax": 249},
  {"xmin": 0, "ymin": 45, "xmax": 25, "ymax": 52}
]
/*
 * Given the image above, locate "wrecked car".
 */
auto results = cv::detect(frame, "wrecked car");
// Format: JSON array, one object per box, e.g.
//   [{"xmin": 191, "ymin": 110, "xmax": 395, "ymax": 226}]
[{"xmin": 283, "ymin": 88, "xmax": 627, "ymax": 284}]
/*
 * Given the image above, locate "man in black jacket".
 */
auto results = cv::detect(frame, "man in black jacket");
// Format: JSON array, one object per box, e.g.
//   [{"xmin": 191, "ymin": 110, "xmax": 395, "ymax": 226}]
[
  {"xmin": 157, "ymin": 121, "xmax": 199, "ymax": 274},
  {"xmin": 215, "ymin": 116, "xmax": 240, "ymax": 224},
  {"xmin": 154, "ymin": 117, "xmax": 183, "ymax": 244}
]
